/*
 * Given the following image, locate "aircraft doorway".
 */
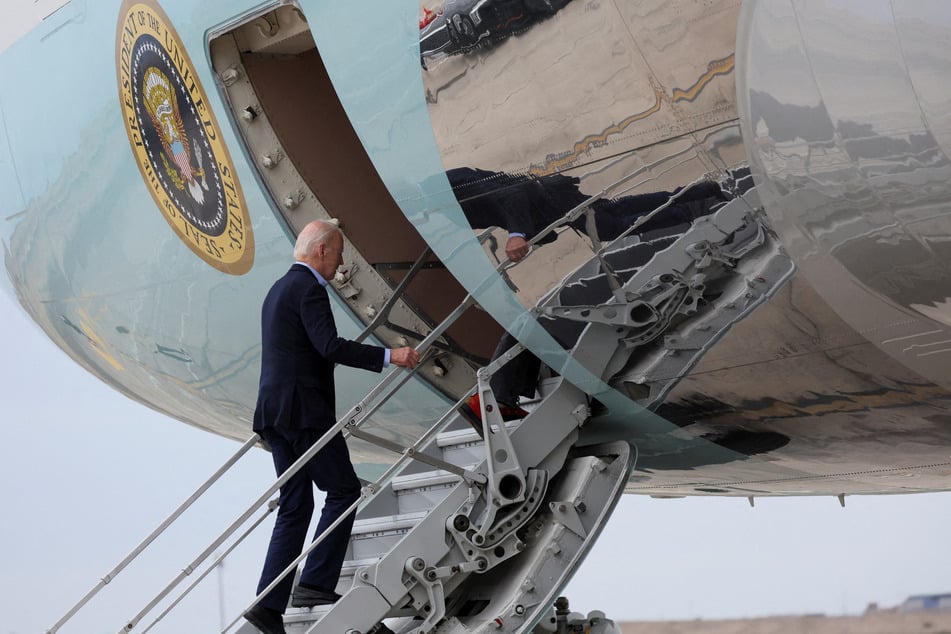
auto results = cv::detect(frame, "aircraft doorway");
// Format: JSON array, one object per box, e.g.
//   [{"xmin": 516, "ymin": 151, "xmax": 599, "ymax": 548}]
[{"xmin": 209, "ymin": 5, "xmax": 502, "ymax": 400}]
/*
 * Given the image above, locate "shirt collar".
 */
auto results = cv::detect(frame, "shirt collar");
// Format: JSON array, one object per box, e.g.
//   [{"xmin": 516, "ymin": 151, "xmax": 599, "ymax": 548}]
[{"xmin": 295, "ymin": 261, "xmax": 328, "ymax": 286}]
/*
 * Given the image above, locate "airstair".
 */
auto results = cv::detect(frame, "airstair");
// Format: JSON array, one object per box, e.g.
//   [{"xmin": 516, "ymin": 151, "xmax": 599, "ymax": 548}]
[
  {"xmin": 256, "ymin": 172, "xmax": 787, "ymax": 634},
  {"xmin": 46, "ymin": 167, "xmax": 788, "ymax": 634}
]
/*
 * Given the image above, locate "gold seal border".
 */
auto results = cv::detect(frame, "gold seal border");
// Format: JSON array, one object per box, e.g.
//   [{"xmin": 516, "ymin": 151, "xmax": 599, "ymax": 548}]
[{"xmin": 116, "ymin": 0, "xmax": 254, "ymax": 275}]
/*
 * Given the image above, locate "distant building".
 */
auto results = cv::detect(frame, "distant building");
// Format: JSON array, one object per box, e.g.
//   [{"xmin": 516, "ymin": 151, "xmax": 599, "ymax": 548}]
[{"xmin": 900, "ymin": 594, "xmax": 951, "ymax": 613}]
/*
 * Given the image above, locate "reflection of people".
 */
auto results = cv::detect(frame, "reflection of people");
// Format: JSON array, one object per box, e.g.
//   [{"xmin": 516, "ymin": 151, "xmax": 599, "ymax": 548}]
[
  {"xmin": 247, "ymin": 221, "xmax": 420, "ymax": 634},
  {"xmin": 449, "ymin": 167, "xmax": 727, "ymax": 423},
  {"xmin": 448, "ymin": 167, "xmax": 727, "ymax": 262}
]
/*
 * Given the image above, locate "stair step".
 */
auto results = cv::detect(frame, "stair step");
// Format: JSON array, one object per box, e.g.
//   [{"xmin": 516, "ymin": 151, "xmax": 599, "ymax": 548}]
[
  {"xmin": 341, "ymin": 556, "xmax": 382, "ymax": 576},
  {"xmin": 435, "ymin": 419, "xmax": 521, "ymax": 448},
  {"xmin": 391, "ymin": 468, "xmax": 470, "ymax": 513},
  {"xmin": 391, "ymin": 468, "xmax": 468, "ymax": 491},
  {"xmin": 435, "ymin": 419, "xmax": 528, "ymax": 466},
  {"xmin": 351, "ymin": 511, "xmax": 428, "ymax": 536},
  {"xmin": 349, "ymin": 511, "xmax": 430, "ymax": 560},
  {"xmin": 285, "ymin": 607, "xmax": 329, "ymax": 623}
]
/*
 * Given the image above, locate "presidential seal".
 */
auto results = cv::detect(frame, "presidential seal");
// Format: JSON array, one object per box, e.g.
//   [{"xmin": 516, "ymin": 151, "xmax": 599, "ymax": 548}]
[{"xmin": 117, "ymin": 1, "xmax": 254, "ymax": 274}]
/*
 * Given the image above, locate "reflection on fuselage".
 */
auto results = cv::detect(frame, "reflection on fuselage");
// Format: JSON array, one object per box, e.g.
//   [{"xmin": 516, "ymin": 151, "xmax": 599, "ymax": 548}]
[
  {"xmin": 446, "ymin": 165, "xmax": 748, "ymax": 419},
  {"xmin": 448, "ymin": 167, "xmax": 731, "ymax": 246},
  {"xmin": 419, "ymin": 0, "xmax": 574, "ymax": 66},
  {"xmin": 411, "ymin": 0, "xmax": 951, "ymax": 497},
  {"xmin": 422, "ymin": 0, "xmax": 744, "ymax": 309}
]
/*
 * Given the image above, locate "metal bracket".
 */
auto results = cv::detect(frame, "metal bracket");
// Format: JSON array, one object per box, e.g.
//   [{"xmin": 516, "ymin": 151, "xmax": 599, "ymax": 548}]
[
  {"xmin": 260, "ymin": 149, "xmax": 284, "ymax": 169},
  {"xmin": 404, "ymin": 557, "xmax": 447, "ymax": 634},
  {"xmin": 251, "ymin": 14, "xmax": 278, "ymax": 37},
  {"xmin": 426, "ymin": 557, "xmax": 489, "ymax": 580},
  {"xmin": 548, "ymin": 499, "xmax": 587, "ymax": 538},
  {"xmin": 218, "ymin": 66, "xmax": 242, "ymax": 86},
  {"xmin": 476, "ymin": 371, "xmax": 526, "ymax": 509},
  {"xmin": 454, "ymin": 469, "xmax": 548, "ymax": 548},
  {"xmin": 282, "ymin": 189, "xmax": 304, "ymax": 210},
  {"xmin": 333, "ymin": 263, "xmax": 361, "ymax": 300}
]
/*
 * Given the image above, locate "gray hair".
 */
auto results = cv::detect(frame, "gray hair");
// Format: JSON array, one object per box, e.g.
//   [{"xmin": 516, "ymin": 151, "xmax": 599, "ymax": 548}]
[{"xmin": 293, "ymin": 221, "xmax": 340, "ymax": 260}]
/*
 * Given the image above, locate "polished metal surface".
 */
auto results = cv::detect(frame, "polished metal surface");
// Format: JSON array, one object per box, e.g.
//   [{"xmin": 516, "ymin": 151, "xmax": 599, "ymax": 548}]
[
  {"xmin": 612, "ymin": 0, "xmax": 951, "ymax": 496},
  {"xmin": 209, "ymin": 9, "xmax": 490, "ymax": 404},
  {"xmin": 4, "ymin": 0, "xmax": 951, "ymax": 499},
  {"xmin": 422, "ymin": 0, "xmax": 745, "ymax": 309},
  {"xmin": 737, "ymin": 0, "xmax": 951, "ymax": 392},
  {"xmin": 413, "ymin": 0, "xmax": 951, "ymax": 496}
]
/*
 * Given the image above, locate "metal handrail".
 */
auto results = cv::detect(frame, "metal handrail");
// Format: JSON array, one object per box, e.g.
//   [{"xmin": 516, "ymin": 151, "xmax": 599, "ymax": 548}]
[
  {"xmin": 355, "ymin": 245, "xmax": 433, "ymax": 343},
  {"xmin": 603, "ymin": 172, "xmax": 712, "ymax": 249},
  {"xmin": 224, "ymin": 164, "xmax": 717, "ymax": 631},
  {"xmin": 119, "ymin": 294, "xmax": 479, "ymax": 633},
  {"xmin": 138, "ymin": 304, "xmax": 493, "ymax": 632},
  {"xmin": 140, "ymin": 498, "xmax": 280, "ymax": 634},
  {"xmin": 223, "ymin": 381, "xmax": 501, "ymax": 633},
  {"xmin": 97, "ymin": 162, "xmax": 710, "ymax": 632},
  {"xmin": 118, "ymin": 361, "xmax": 428, "ymax": 632},
  {"xmin": 519, "ymin": 154, "xmax": 716, "ymax": 310},
  {"xmin": 45, "ymin": 433, "xmax": 262, "ymax": 634},
  {"xmin": 225, "ymin": 341, "xmax": 531, "ymax": 631},
  {"xmin": 355, "ymin": 227, "xmax": 499, "ymax": 345}
]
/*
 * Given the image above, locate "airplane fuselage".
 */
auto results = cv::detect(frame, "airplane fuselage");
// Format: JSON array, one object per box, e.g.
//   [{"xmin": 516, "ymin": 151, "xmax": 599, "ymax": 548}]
[{"xmin": 2, "ymin": 0, "xmax": 951, "ymax": 500}]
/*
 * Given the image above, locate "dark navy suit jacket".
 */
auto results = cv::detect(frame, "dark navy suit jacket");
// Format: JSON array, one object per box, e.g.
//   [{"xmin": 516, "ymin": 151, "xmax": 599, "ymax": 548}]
[
  {"xmin": 447, "ymin": 167, "xmax": 585, "ymax": 244},
  {"xmin": 447, "ymin": 167, "xmax": 723, "ymax": 242},
  {"xmin": 253, "ymin": 264, "xmax": 385, "ymax": 434}
]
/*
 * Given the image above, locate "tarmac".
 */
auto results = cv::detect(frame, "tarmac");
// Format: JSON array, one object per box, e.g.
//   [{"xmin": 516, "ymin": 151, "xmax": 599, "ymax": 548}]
[{"xmin": 619, "ymin": 612, "xmax": 951, "ymax": 633}]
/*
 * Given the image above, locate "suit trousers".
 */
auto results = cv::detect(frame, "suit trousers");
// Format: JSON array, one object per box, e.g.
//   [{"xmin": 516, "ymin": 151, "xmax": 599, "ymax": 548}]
[{"xmin": 256, "ymin": 426, "xmax": 361, "ymax": 612}]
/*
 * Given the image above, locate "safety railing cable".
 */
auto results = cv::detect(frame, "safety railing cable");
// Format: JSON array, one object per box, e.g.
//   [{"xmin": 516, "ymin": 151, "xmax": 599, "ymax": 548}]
[
  {"xmin": 355, "ymin": 245, "xmax": 432, "ymax": 344},
  {"xmin": 118, "ymin": 293, "xmax": 478, "ymax": 633},
  {"xmin": 222, "ymin": 381, "xmax": 501, "ymax": 633},
  {"xmin": 45, "ymin": 433, "xmax": 262, "ymax": 634},
  {"xmin": 140, "ymin": 498, "xmax": 279, "ymax": 634},
  {"xmin": 355, "ymin": 227, "xmax": 500, "ymax": 345}
]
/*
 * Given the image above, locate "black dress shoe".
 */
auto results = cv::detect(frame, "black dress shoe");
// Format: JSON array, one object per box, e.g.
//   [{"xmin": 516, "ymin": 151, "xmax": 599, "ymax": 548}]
[
  {"xmin": 291, "ymin": 585, "xmax": 342, "ymax": 608},
  {"xmin": 245, "ymin": 604, "xmax": 287, "ymax": 634}
]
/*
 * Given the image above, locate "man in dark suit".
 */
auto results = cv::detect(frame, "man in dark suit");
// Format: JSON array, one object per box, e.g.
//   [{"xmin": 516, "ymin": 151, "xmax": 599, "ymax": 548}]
[
  {"xmin": 447, "ymin": 166, "xmax": 726, "ymax": 263},
  {"xmin": 447, "ymin": 167, "xmax": 727, "ymax": 422},
  {"xmin": 246, "ymin": 220, "xmax": 420, "ymax": 634}
]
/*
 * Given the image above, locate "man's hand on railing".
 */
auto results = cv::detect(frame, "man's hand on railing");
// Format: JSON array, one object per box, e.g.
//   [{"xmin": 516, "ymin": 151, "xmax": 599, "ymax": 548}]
[
  {"xmin": 390, "ymin": 347, "xmax": 422, "ymax": 369},
  {"xmin": 505, "ymin": 235, "xmax": 529, "ymax": 262}
]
